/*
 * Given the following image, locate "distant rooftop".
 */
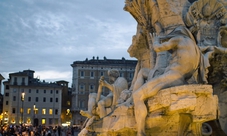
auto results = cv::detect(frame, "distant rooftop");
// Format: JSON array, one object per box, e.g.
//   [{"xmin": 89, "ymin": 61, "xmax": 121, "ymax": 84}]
[
  {"xmin": 5, "ymin": 70, "xmax": 67, "ymax": 88},
  {"xmin": 71, "ymin": 56, "xmax": 137, "ymax": 67}
]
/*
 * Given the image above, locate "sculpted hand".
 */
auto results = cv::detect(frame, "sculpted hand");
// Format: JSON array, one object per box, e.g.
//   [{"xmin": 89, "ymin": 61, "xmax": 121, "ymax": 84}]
[
  {"xmin": 150, "ymin": 32, "xmax": 160, "ymax": 45},
  {"xmin": 99, "ymin": 79, "xmax": 108, "ymax": 86}
]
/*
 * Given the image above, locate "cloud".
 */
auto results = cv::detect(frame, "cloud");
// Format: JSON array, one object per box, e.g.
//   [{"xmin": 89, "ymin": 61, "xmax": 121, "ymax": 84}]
[
  {"xmin": 34, "ymin": 70, "xmax": 71, "ymax": 82},
  {"xmin": 0, "ymin": 0, "xmax": 137, "ymax": 88}
]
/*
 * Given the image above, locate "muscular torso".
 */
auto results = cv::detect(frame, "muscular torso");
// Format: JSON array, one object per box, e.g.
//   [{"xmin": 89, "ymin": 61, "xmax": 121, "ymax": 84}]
[{"xmin": 160, "ymin": 36, "xmax": 200, "ymax": 78}]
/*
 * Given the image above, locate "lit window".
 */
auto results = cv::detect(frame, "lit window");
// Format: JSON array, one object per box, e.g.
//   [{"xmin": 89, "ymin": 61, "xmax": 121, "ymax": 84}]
[
  {"xmin": 67, "ymin": 101, "xmax": 70, "ymax": 106},
  {"xmin": 49, "ymin": 109, "xmax": 53, "ymax": 115},
  {"xmin": 42, "ymin": 109, "xmax": 46, "ymax": 115},
  {"xmin": 27, "ymin": 108, "xmax": 31, "ymax": 114},
  {"xmin": 20, "ymin": 108, "xmax": 24, "ymax": 113},
  {"xmin": 41, "ymin": 118, "xmax": 46, "ymax": 125},
  {"xmin": 34, "ymin": 108, "xmax": 38, "ymax": 114}
]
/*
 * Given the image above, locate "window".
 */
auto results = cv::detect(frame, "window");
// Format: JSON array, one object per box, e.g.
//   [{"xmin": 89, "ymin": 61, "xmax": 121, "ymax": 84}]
[
  {"xmin": 90, "ymin": 71, "xmax": 94, "ymax": 78},
  {"xmin": 44, "ymin": 90, "xmax": 46, "ymax": 93},
  {"xmin": 5, "ymin": 93, "xmax": 9, "ymax": 96},
  {"xmin": 79, "ymin": 100, "xmax": 85, "ymax": 108},
  {"xmin": 28, "ymin": 97, "xmax": 31, "ymax": 102},
  {"xmin": 120, "ymin": 72, "xmax": 124, "ymax": 77},
  {"xmin": 36, "ymin": 89, "xmax": 39, "ymax": 93},
  {"xmin": 56, "ymin": 90, "xmax": 58, "ymax": 94},
  {"xmin": 129, "ymin": 73, "xmax": 133, "ymax": 79},
  {"xmin": 29, "ymin": 89, "xmax": 31, "ymax": 93},
  {"xmin": 6, "ymin": 101, "xmax": 8, "ymax": 105},
  {"xmin": 20, "ymin": 108, "xmax": 24, "ymax": 113},
  {"xmin": 50, "ymin": 98, "xmax": 53, "ymax": 102},
  {"xmin": 36, "ymin": 97, "xmax": 38, "ymax": 102},
  {"xmin": 34, "ymin": 108, "xmax": 38, "ymax": 114},
  {"xmin": 42, "ymin": 109, "xmax": 46, "ymax": 115},
  {"xmin": 22, "ymin": 78, "xmax": 25, "ymax": 85},
  {"xmin": 80, "ymin": 85, "xmax": 84, "ymax": 90},
  {"xmin": 80, "ymin": 71, "xmax": 84, "ymax": 77},
  {"xmin": 43, "ymin": 97, "xmax": 46, "ymax": 102},
  {"xmin": 49, "ymin": 118, "xmax": 53, "ymax": 124},
  {"xmin": 90, "ymin": 85, "xmax": 94, "ymax": 90},
  {"xmin": 100, "ymin": 71, "xmax": 104, "ymax": 76},
  {"xmin": 55, "ymin": 109, "xmax": 58, "ymax": 115},
  {"xmin": 6, "ymin": 85, "xmax": 9, "ymax": 89},
  {"xmin": 27, "ymin": 108, "xmax": 31, "ymax": 114},
  {"xmin": 67, "ymin": 101, "xmax": 70, "ymax": 106},
  {"xmin": 13, "ymin": 96, "xmax": 16, "ymax": 101},
  {"xmin": 49, "ymin": 109, "xmax": 53, "ymax": 115},
  {"xmin": 12, "ymin": 108, "xmax": 16, "ymax": 114},
  {"xmin": 13, "ymin": 89, "xmax": 17, "ymax": 93},
  {"xmin": 80, "ymin": 85, "xmax": 83, "ymax": 89},
  {"xmin": 50, "ymin": 90, "xmax": 53, "ymax": 94},
  {"xmin": 56, "ymin": 98, "xmax": 58, "ymax": 102},
  {"xmin": 14, "ymin": 77, "xmax": 17, "ymax": 85},
  {"xmin": 41, "ymin": 118, "xmax": 46, "ymax": 125}
]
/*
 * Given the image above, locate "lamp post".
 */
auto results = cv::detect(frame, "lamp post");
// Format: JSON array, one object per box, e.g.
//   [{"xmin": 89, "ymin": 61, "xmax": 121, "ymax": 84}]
[
  {"xmin": 21, "ymin": 91, "xmax": 25, "ymax": 125},
  {"xmin": 33, "ymin": 103, "xmax": 36, "ymax": 126}
]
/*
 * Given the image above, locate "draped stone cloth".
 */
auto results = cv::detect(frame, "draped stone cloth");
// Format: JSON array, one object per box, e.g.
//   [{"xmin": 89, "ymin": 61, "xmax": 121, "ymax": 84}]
[{"xmin": 106, "ymin": 77, "xmax": 128, "ymax": 109}]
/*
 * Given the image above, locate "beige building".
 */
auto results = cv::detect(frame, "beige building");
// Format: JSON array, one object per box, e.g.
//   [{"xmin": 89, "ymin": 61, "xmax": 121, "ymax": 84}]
[
  {"xmin": 3, "ymin": 70, "xmax": 63, "ymax": 126},
  {"xmin": 71, "ymin": 57, "xmax": 137, "ymax": 126}
]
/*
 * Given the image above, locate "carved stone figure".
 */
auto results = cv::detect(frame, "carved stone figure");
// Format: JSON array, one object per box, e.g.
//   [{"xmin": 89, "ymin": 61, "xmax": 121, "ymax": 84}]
[
  {"xmin": 133, "ymin": 25, "xmax": 206, "ymax": 136},
  {"xmin": 80, "ymin": 0, "xmax": 227, "ymax": 135},
  {"xmin": 80, "ymin": 69, "xmax": 128, "ymax": 119}
]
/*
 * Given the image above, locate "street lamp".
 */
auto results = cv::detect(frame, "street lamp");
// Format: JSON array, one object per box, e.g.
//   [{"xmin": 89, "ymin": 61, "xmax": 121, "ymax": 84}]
[
  {"xmin": 21, "ymin": 91, "xmax": 25, "ymax": 125},
  {"xmin": 33, "ymin": 103, "xmax": 36, "ymax": 126}
]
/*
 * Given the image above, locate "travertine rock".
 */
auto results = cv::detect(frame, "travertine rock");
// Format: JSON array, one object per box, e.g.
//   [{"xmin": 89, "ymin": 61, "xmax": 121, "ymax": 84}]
[
  {"xmin": 88, "ymin": 85, "xmax": 217, "ymax": 136},
  {"xmin": 80, "ymin": 0, "xmax": 227, "ymax": 135}
]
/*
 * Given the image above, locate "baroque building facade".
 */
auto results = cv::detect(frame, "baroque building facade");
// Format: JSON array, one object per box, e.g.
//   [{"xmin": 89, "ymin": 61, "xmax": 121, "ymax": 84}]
[
  {"xmin": 71, "ymin": 57, "xmax": 137, "ymax": 126},
  {"xmin": 2, "ymin": 70, "xmax": 66, "ymax": 126}
]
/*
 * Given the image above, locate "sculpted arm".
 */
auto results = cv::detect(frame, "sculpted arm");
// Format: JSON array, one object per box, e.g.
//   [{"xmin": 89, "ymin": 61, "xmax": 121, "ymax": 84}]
[
  {"xmin": 99, "ymin": 79, "xmax": 114, "ymax": 92},
  {"xmin": 153, "ymin": 37, "xmax": 178, "ymax": 52}
]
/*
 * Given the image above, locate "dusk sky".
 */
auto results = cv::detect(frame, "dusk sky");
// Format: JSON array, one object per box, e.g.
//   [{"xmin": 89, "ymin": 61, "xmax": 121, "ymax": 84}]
[{"xmin": 0, "ymin": 0, "xmax": 137, "ymax": 86}]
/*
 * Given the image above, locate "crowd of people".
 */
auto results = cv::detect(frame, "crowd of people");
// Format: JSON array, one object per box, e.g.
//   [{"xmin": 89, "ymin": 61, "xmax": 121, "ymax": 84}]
[{"xmin": 0, "ymin": 124, "xmax": 80, "ymax": 136}]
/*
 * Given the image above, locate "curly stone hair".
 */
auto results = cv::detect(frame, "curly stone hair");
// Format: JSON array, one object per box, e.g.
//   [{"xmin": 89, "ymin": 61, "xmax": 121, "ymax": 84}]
[{"xmin": 107, "ymin": 69, "xmax": 120, "ymax": 78}]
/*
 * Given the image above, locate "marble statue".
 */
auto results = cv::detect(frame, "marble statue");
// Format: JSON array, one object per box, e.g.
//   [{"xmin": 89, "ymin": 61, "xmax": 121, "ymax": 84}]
[
  {"xmin": 133, "ymin": 25, "xmax": 206, "ymax": 136},
  {"xmin": 79, "ymin": 0, "xmax": 227, "ymax": 135},
  {"xmin": 80, "ymin": 69, "xmax": 128, "ymax": 119}
]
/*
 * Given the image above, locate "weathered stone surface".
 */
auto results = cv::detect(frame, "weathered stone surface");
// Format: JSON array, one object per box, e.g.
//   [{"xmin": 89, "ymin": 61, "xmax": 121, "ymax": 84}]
[
  {"xmin": 87, "ymin": 85, "xmax": 218, "ymax": 136},
  {"xmin": 79, "ymin": 0, "xmax": 227, "ymax": 135}
]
